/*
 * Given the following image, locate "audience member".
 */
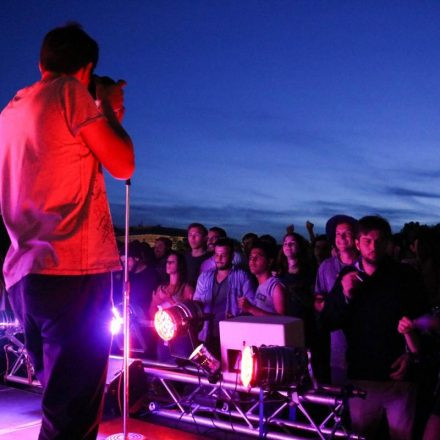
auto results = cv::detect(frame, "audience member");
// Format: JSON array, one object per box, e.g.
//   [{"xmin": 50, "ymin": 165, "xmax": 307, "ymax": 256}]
[
  {"xmin": 315, "ymin": 214, "xmax": 359, "ymax": 384},
  {"xmin": 259, "ymin": 234, "xmax": 279, "ymax": 261},
  {"xmin": 321, "ymin": 215, "xmax": 427, "ymax": 440},
  {"xmin": 149, "ymin": 251, "xmax": 194, "ymax": 361},
  {"xmin": 200, "ymin": 226, "xmax": 245, "ymax": 272},
  {"xmin": 277, "ymin": 232, "xmax": 315, "ymax": 318},
  {"xmin": 193, "ymin": 238, "xmax": 255, "ymax": 356},
  {"xmin": 207, "ymin": 227, "xmax": 227, "ymax": 253},
  {"xmin": 397, "ymin": 312, "xmax": 440, "ymax": 440},
  {"xmin": 185, "ymin": 223, "xmax": 210, "ymax": 287},
  {"xmin": 149, "ymin": 251, "xmax": 193, "ymax": 317},
  {"xmin": 276, "ymin": 232, "xmax": 330, "ymax": 379},
  {"xmin": 403, "ymin": 228, "xmax": 440, "ymax": 307},
  {"xmin": 312, "ymin": 234, "xmax": 332, "ymax": 267},
  {"xmin": 239, "ymin": 241, "xmax": 286, "ymax": 316},
  {"xmin": 241, "ymin": 232, "xmax": 258, "ymax": 261},
  {"xmin": 119, "ymin": 240, "xmax": 159, "ymax": 358},
  {"xmin": 154, "ymin": 236, "xmax": 172, "ymax": 282}
]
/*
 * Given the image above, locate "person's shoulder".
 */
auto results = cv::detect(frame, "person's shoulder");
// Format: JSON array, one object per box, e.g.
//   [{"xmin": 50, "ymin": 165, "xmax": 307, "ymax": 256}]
[
  {"xmin": 267, "ymin": 275, "xmax": 284, "ymax": 289},
  {"xmin": 232, "ymin": 251, "xmax": 245, "ymax": 264},
  {"xmin": 54, "ymin": 76, "xmax": 95, "ymax": 108},
  {"xmin": 318, "ymin": 256, "xmax": 338, "ymax": 272},
  {"xmin": 231, "ymin": 266, "xmax": 251, "ymax": 278},
  {"xmin": 393, "ymin": 259, "xmax": 424, "ymax": 281},
  {"xmin": 198, "ymin": 268, "xmax": 215, "ymax": 282},
  {"xmin": 382, "ymin": 258, "xmax": 415, "ymax": 275},
  {"xmin": 200, "ymin": 255, "xmax": 215, "ymax": 271}
]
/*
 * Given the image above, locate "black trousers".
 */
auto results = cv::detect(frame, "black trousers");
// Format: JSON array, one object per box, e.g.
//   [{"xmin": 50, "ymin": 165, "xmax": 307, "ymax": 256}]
[{"xmin": 9, "ymin": 273, "xmax": 113, "ymax": 440}]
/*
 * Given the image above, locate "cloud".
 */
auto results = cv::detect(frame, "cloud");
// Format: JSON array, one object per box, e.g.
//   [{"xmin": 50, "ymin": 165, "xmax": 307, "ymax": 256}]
[
  {"xmin": 390, "ymin": 168, "xmax": 440, "ymax": 181},
  {"xmin": 110, "ymin": 196, "xmax": 440, "ymax": 240},
  {"xmin": 384, "ymin": 186, "xmax": 440, "ymax": 199}
]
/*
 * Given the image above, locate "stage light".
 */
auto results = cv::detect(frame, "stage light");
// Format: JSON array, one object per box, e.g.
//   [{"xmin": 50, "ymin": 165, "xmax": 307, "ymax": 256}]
[
  {"xmin": 240, "ymin": 345, "xmax": 309, "ymax": 388},
  {"xmin": 154, "ymin": 301, "xmax": 204, "ymax": 342},
  {"xmin": 189, "ymin": 343, "xmax": 221, "ymax": 377},
  {"xmin": 240, "ymin": 345, "xmax": 254, "ymax": 388},
  {"xmin": 0, "ymin": 310, "xmax": 20, "ymax": 333},
  {"xmin": 110, "ymin": 307, "xmax": 123, "ymax": 335}
]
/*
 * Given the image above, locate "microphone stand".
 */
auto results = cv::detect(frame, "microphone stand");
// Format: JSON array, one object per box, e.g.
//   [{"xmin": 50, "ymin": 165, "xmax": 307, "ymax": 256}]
[{"xmin": 107, "ymin": 179, "xmax": 145, "ymax": 440}]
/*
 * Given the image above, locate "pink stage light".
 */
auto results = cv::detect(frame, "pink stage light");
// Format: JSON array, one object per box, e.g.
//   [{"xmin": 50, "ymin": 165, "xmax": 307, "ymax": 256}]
[
  {"xmin": 154, "ymin": 308, "xmax": 176, "ymax": 341},
  {"xmin": 154, "ymin": 301, "xmax": 205, "ymax": 342},
  {"xmin": 240, "ymin": 345, "xmax": 309, "ymax": 388},
  {"xmin": 110, "ymin": 307, "xmax": 123, "ymax": 335},
  {"xmin": 240, "ymin": 345, "xmax": 255, "ymax": 388}
]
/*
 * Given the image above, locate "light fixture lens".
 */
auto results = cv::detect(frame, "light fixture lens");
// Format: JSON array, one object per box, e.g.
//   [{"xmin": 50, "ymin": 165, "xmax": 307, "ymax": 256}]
[
  {"xmin": 240, "ymin": 345, "xmax": 255, "ymax": 387},
  {"xmin": 154, "ymin": 309, "xmax": 176, "ymax": 341},
  {"xmin": 0, "ymin": 310, "xmax": 20, "ymax": 331},
  {"xmin": 189, "ymin": 343, "xmax": 221, "ymax": 375},
  {"xmin": 110, "ymin": 307, "xmax": 123, "ymax": 335}
]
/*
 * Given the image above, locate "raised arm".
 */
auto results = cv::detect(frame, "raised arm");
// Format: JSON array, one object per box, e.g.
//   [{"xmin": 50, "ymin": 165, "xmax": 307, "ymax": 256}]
[{"xmin": 79, "ymin": 80, "xmax": 134, "ymax": 179}]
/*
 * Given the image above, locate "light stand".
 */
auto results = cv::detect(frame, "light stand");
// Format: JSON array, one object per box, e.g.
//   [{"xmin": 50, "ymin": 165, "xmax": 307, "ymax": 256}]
[{"xmin": 106, "ymin": 179, "xmax": 145, "ymax": 440}]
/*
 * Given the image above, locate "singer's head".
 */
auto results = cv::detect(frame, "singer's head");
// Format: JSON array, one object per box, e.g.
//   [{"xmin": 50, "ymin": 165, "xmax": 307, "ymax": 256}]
[{"xmin": 39, "ymin": 23, "xmax": 99, "ymax": 76}]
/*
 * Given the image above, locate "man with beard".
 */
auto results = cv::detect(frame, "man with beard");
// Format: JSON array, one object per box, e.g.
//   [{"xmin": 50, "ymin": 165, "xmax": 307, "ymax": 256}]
[
  {"xmin": 321, "ymin": 216, "xmax": 427, "ymax": 440},
  {"xmin": 194, "ymin": 238, "xmax": 254, "ymax": 356},
  {"xmin": 200, "ymin": 226, "xmax": 245, "ymax": 272}
]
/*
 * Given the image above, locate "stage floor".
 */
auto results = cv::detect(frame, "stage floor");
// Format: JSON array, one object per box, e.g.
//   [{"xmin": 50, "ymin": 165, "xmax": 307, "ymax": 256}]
[{"xmin": 0, "ymin": 384, "xmax": 209, "ymax": 440}]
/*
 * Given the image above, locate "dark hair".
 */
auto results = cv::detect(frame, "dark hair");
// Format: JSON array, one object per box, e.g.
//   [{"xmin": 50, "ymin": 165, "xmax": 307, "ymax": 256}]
[
  {"xmin": 167, "ymin": 250, "xmax": 187, "ymax": 282},
  {"xmin": 127, "ymin": 240, "xmax": 155, "ymax": 266},
  {"xmin": 214, "ymin": 237, "xmax": 234, "ymax": 255},
  {"xmin": 314, "ymin": 234, "xmax": 329, "ymax": 245},
  {"xmin": 156, "ymin": 236, "xmax": 172, "ymax": 249},
  {"xmin": 357, "ymin": 215, "xmax": 392, "ymax": 239},
  {"xmin": 325, "ymin": 215, "xmax": 358, "ymax": 245},
  {"xmin": 40, "ymin": 23, "xmax": 99, "ymax": 74},
  {"xmin": 250, "ymin": 240, "xmax": 277, "ymax": 261},
  {"xmin": 187, "ymin": 222, "xmax": 207, "ymax": 236},
  {"xmin": 242, "ymin": 232, "xmax": 258, "ymax": 242},
  {"xmin": 127, "ymin": 240, "xmax": 146, "ymax": 259},
  {"xmin": 209, "ymin": 226, "xmax": 227, "ymax": 238},
  {"xmin": 259, "ymin": 234, "xmax": 277, "ymax": 247},
  {"xmin": 277, "ymin": 233, "xmax": 310, "ymax": 276}
]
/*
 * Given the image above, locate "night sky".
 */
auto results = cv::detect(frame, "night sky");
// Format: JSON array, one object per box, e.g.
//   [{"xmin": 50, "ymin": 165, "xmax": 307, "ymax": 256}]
[{"xmin": 2, "ymin": 1, "xmax": 440, "ymax": 240}]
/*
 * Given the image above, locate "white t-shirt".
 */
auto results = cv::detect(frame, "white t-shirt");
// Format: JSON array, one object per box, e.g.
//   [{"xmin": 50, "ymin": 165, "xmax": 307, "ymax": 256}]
[{"xmin": 0, "ymin": 76, "xmax": 121, "ymax": 289}]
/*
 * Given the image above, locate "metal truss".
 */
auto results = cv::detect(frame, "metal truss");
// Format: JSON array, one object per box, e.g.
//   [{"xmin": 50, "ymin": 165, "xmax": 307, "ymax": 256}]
[
  {"xmin": 140, "ymin": 361, "xmax": 365, "ymax": 440},
  {"xmin": 0, "ymin": 336, "xmax": 365, "ymax": 440},
  {"xmin": 1, "ymin": 327, "xmax": 41, "ymax": 388}
]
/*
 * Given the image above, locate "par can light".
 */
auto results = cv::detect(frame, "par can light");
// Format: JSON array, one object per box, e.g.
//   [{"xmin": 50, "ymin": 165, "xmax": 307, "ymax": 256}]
[
  {"xmin": 154, "ymin": 301, "xmax": 204, "ymax": 342},
  {"xmin": 241, "ymin": 345, "xmax": 309, "ymax": 388},
  {"xmin": 189, "ymin": 343, "xmax": 221, "ymax": 376},
  {"xmin": 0, "ymin": 310, "xmax": 21, "ymax": 333}
]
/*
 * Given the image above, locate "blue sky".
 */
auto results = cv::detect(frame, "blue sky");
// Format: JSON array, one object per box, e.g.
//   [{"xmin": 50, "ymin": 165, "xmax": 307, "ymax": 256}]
[{"xmin": 2, "ymin": 1, "xmax": 440, "ymax": 240}]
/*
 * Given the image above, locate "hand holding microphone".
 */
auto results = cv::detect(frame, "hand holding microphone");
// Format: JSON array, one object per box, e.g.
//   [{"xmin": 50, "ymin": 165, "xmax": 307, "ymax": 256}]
[{"xmin": 91, "ymin": 75, "xmax": 127, "ymax": 122}]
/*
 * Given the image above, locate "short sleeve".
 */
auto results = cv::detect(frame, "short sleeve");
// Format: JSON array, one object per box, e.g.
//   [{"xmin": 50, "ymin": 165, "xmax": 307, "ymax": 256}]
[{"xmin": 60, "ymin": 77, "xmax": 104, "ymax": 136}]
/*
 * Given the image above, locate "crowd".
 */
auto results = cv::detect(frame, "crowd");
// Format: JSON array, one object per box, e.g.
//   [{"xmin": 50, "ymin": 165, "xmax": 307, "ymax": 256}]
[
  {"xmin": 104, "ymin": 216, "xmax": 440, "ymax": 440},
  {"xmin": 2, "ymin": 211, "xmax": 440, "ymax": 440}
]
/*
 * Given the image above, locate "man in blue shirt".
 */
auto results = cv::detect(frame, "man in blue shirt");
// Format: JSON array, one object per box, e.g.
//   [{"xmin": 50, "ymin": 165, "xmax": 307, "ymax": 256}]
[{"xmin": 194, "ymin": 238, "xmax": 254, "ymax": 356}]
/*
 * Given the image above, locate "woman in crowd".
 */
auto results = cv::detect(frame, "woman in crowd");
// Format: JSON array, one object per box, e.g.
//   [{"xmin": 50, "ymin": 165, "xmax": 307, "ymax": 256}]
[
  {"xmin": 276, "ymin": 232, "xmax": 315, "ymax": 318},
  {"xmin": 277, "ymin": 232, "xmax": 330, "ymax": 382},
  {"xmin": 149, "ymin": 251, "xmax": 194, "ymax": 318},
  {"xmin": 149, "ymin": 251, "xmax": 194, "ymax": 362}
]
